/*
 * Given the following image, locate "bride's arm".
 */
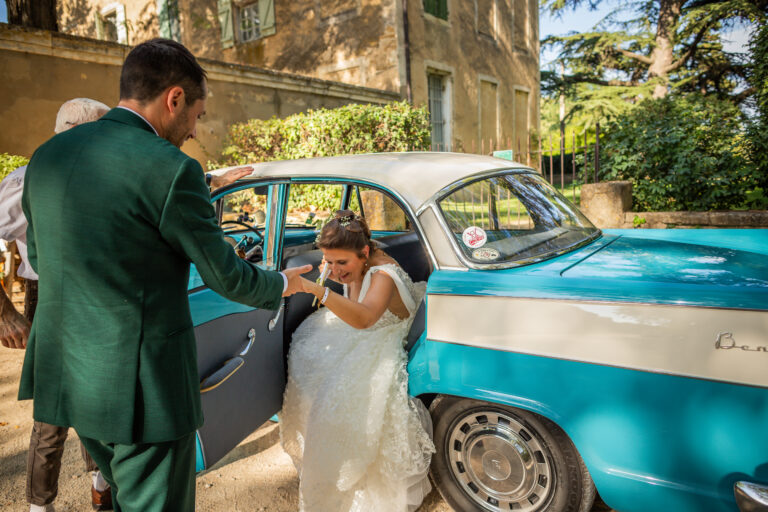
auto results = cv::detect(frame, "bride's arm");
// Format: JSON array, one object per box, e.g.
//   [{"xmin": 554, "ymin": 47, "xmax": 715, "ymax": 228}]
[{"xmin": 300, "ymin": 273, "xmax": 395, "ymax": 329}]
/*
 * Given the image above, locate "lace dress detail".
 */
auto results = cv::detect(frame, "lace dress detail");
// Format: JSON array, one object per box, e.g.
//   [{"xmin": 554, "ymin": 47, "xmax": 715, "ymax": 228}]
[{"xmin": 280, "ymin": 264, "xmax": 435, "ymax": 512}]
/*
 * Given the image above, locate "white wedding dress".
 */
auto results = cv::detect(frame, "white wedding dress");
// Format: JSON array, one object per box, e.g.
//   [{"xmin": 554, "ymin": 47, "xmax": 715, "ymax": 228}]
[{"xmin": 280, "ymin": 263, "xmax": 435, "ymax": 512}]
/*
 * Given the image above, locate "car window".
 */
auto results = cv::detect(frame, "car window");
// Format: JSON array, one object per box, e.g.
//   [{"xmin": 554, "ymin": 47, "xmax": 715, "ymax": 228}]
[
  {"xmin": 350, "ymin": 186, "xmax": 411, "ymax": 233},
  {"xmin": 438, "ymin": 172, "xmax": 598, "ymax": 265},
  {"xmin": 286, "ymin": 183, "xmax": 343, "ymax": 229}
]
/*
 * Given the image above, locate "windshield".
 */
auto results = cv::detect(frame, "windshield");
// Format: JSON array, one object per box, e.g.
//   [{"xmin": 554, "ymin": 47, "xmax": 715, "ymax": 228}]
[{"xmin": 438, "ymin": 172, "xmax": 599, "ymax": 265}]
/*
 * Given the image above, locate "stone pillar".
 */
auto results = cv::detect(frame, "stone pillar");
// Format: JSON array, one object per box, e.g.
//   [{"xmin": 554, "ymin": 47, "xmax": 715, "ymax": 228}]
[{"xmin": 580, "ymin": 181, "xmax": 633, "ymax": 228}]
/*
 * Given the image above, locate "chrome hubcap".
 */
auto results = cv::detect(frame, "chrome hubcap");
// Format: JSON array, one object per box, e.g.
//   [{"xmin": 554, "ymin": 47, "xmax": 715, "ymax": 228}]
[{"xmin": 447, "ymin": 410, "xmax": 554, "ymax": 511}]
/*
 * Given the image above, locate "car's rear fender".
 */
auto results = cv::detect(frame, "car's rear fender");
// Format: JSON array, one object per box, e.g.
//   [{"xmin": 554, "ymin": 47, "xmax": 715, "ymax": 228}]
[{"xmin": 407, "ymin": 339, "xmax": 768, "ymax": 512}]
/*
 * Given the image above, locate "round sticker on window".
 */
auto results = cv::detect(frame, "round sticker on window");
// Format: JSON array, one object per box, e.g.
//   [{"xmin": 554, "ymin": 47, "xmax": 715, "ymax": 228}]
[
  {"xmin": 462, "ymin": 226, "xmax": 487, "ymax": 248},
  {"xmin": 473, "ymin": 247, "xmax": 500, "ymax": 261}
]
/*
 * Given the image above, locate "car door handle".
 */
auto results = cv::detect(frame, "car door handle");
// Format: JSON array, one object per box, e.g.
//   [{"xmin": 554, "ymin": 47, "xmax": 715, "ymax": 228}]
[
  {"xmin": 200, "ymin": 356, "xmax": 244, "ymax": 394},
  {"xmin": 239, "ymin": 328, "xmax": 257, "ymax": 356},
  {"xmin": 268, "ymin": 300, "xmax": 284, "ymax": 332}
]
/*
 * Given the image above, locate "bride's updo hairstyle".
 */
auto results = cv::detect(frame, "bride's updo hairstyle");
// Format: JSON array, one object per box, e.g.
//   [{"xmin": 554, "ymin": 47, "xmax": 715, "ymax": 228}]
[{"xmin": 316, "ymin": 210, "xmax": 376, "ymax": 257}]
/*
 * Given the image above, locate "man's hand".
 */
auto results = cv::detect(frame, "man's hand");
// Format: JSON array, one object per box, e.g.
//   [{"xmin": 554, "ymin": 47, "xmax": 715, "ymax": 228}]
[
  {"xmin": 210, "ymin": 166, "xmax": 253, "ymax": 189},
  {"xmin": 0, "ymin": 306, "xmax": 30, "ymax": 349},
  {"xmin": 282, "ymin": 264, "xmax": 313, "ymax": 297}
]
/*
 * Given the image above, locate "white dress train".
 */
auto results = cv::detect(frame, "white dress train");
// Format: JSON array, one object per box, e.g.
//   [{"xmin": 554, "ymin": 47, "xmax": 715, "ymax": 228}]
[{"xmin": 280, "ymin": 263, "xmax": 435, "ymax": 512}]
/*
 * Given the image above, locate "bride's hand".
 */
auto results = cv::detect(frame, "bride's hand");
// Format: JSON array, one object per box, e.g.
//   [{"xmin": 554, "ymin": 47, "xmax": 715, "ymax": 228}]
[{"xmin": 299, "ymin": 276, "xmax": 318, "ymax": 295}]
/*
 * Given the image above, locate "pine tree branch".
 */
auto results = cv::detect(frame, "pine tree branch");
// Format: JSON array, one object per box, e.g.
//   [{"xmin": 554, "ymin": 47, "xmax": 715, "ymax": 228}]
[{"xmin": 616, "ymin": 47, "xmax": 652, "ymax": 64}]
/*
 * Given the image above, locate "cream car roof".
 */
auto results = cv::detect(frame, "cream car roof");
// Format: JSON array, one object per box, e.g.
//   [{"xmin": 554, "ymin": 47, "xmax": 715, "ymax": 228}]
[{"xmin": 221, "ymin": 152, "xmax": 532, "ymax": 211}]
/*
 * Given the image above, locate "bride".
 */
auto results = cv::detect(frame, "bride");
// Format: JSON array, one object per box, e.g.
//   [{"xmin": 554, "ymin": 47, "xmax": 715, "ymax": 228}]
[{"xmin": 280, "ymin": 210, "xmax": 435, "ymax": 512}]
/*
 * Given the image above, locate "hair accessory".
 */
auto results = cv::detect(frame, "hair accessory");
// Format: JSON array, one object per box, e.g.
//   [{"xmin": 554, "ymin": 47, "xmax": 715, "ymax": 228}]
[
  {"xmin": 337, "ymin": 214, "xmax": 355, "ymax": 227},
  {"xmin": 320, "ymin": 287, "xmax": 330, "ymax": 305}
]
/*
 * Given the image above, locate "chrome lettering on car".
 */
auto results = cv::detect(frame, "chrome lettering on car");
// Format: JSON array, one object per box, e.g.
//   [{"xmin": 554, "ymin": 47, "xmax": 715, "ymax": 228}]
[{"xmin": 715, "ymin": 332, "xmax": 768, "ymax": 353}]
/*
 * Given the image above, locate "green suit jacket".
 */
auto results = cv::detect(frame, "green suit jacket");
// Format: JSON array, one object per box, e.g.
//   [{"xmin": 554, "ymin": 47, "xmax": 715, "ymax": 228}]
[{"xmin": 19, "ymin": 108, "xmax": 284, "ymax": 444}]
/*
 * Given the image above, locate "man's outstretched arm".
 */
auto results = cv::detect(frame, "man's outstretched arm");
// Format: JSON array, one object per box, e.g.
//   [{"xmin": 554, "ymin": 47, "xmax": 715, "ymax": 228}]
[{"xmin": 0, "ymin": 283, "xmax": 28, "ymax": 349}]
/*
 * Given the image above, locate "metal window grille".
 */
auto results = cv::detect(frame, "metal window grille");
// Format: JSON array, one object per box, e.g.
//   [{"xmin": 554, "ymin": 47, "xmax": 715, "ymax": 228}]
[
  {"xmin": 239, "ymin": 3, "xmax": 261, "ymax": 42},
  {"xmin": 428, "ymin": 74, "xmax": 445, "ymax": 151}
]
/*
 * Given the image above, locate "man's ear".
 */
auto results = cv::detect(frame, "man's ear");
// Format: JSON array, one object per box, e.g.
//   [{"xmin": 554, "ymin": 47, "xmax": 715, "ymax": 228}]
[{"xmin": 165, "ymin": 86, "xmax": 186, "ymax": 114}]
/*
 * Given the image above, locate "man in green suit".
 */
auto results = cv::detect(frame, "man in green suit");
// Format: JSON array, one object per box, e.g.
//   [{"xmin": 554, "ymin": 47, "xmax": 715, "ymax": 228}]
[{"xmin": 20, "ymin": 39, "xmax": 310, "ymax": 511}]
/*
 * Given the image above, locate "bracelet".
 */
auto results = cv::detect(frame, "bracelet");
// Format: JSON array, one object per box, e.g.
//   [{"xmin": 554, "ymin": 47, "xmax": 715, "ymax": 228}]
[{"xmin": 320, "ymin": 287, "xmax": 330, "ymax": 305}]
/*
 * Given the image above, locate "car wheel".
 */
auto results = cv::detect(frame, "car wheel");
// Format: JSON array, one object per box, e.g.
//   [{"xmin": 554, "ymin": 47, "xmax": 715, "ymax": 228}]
[{"xmin": 429, "ymin": 396, "xmax": 595, "ymax": 512}]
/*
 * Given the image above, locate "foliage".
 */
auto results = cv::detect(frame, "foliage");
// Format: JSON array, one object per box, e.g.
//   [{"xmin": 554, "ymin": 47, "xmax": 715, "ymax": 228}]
[
  {"xmin": 632, "ymin": 215, "xmax": 648, "ymax": 227},
  {"xmin": 745, "ymin": 21, "xmax": 768, "ymax": 174},
  {"xmin": 540, "ymin": 0, "xmax": 765, "ymax": 108},
  {"xmin": 212, "ymin": 101, "xmax": 430, "ymax": 214},
  {"xmin": 599, "ymin": 94, "xmax": 759, "ymax": 211},
  {"xmin": 214, "ymin": 101, "xmax": 431, "ymax": 166},
  {"xmin": 0, "ymin": 153, "xmax": 29, "ymax": 181}
]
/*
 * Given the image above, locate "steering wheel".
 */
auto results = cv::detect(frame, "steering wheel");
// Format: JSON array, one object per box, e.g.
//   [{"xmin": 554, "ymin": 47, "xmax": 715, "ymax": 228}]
[{"xmin": 221, "ymin": 220, "xmax": 265, "ymax": 259}]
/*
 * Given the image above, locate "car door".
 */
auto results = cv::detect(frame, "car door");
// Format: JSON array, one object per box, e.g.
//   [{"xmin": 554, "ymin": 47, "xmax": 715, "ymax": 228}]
[{"xmin": 189, "ymin": 180, "xmax": 288, "ymax": 471}]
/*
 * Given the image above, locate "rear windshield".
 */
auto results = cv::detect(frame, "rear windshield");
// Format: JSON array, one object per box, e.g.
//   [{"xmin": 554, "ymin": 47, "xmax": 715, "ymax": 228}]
[{"xmin": 438, "ymin": 172, "xmax": 599, "ymax": 265}]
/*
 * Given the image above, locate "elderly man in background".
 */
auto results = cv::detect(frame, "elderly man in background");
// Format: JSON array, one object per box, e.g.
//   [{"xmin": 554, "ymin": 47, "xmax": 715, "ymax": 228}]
[{"xmin": 0, "ymin": 98, "xmax": 113, "ymax": 512}]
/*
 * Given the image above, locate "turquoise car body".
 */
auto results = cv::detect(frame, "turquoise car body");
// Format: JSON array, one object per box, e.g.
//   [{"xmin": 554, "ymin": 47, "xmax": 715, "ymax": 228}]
[{"xmin": 408, "ymin": 228, "xmax": 768, "ymax": 512}]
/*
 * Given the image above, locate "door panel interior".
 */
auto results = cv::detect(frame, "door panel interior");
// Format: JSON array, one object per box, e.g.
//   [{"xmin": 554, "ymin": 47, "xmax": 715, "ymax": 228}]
[{"xmin": 193, "ymin": 305, "xmax": 284, "ymax": 469}]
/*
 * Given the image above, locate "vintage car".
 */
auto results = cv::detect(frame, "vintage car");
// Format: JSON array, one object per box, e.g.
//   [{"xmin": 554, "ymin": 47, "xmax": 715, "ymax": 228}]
[{"xmin": 190, "ymin": 152, "xmax": 768, "ymax": 512}]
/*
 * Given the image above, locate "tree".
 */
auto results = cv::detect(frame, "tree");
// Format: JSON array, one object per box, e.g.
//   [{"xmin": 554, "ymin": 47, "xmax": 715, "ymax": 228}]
[
  {"xmin": 5, "ymin": 0, "xmax": 58, "ymax": 31},
  {"xmin": 541, "ymin": 0, "xmax": 766, "ymax": 100}
]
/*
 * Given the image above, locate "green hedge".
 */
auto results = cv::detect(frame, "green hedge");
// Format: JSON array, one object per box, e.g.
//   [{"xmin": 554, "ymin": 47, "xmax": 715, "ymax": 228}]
[
  {"xmin": 1, "ymin": 153, "xmax": 29, "ymax": 182},
  {"xmin": 214, "ymin": 101, "xmax": 431, "ymax": 166},
  {"xmin": 600, "ymin": 95, "xmax": 760, "ymax": 211}
]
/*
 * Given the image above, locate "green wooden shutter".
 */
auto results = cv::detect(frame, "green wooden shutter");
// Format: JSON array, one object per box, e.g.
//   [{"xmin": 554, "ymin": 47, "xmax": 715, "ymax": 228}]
[
  {"xmin": 258, "ymin": 0, "xmax": 275, "ymax": 37},
  {"xmin": 218, "ymin": 0, "xmax": 234, "ymax": 48},
  {"xmin": 438, "ymin": 0, "xmax": 448, "ymax": 19}
]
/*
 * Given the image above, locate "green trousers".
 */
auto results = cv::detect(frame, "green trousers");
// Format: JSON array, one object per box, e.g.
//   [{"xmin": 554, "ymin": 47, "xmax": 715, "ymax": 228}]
[{"xmin": 78, "ymin": 432, "xmax": 195, "ymax": 512}]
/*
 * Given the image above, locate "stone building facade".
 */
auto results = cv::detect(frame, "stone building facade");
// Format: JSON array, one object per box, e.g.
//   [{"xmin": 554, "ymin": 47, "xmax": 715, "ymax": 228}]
[{"xmin": 56, "ymin": 0, "xmax": 540, "ymax": 153}]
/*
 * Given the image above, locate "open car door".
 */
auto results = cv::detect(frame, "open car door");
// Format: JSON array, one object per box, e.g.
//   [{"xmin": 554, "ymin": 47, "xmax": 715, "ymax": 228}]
[{"xmin": 189, "ymin": 181, "xmax": 287, "ymax": 471}]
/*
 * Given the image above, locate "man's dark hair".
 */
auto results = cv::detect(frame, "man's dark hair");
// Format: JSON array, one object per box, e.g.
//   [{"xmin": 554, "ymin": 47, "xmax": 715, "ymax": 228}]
[{"xmin": 120, "ymin": 39, "xmax": 207, "ymax": 105}]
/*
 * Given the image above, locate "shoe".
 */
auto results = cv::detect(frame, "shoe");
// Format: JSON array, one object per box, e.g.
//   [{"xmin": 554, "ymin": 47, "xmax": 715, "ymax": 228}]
[{"xmin": 91, "ymin": 485, "xmax": 113, "ymax": 511}]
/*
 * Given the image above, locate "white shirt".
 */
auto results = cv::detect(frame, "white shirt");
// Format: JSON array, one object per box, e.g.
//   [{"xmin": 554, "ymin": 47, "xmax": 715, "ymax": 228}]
[{"xmin": 0, "ymin": 165, "xmax": 37, "ymax": 279}]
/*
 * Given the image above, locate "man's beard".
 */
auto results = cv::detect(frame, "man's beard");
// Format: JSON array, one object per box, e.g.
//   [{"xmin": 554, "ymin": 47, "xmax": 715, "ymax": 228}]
[{"xmin": 166, "ymin": 108, "xmax": 191, "ymax": 148}]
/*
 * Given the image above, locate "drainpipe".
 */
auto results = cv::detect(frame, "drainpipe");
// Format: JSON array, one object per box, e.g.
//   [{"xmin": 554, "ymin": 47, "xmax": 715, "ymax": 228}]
[{"xmin": 402, "ymin": 0, "xmax": 412, "ymax": 103}]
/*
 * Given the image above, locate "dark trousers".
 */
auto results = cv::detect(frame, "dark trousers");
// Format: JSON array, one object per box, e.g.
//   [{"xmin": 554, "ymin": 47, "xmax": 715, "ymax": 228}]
[
  {"xmin": 24, "ymin": 279, "xmax": 100, "ymax": 506},
  {"xmin": 79, "ymin": 433, "xmax": 196, "ymax": 512},
  {"xmin": 26, "ymin": 421, "xmax": 98, "ymax": 505}
]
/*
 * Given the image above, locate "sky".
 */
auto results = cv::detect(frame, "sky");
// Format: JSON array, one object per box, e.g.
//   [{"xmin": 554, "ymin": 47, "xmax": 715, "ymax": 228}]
[{"xmin": 0, "ymin": 2, "xmax": 752, "ymax": 64}]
